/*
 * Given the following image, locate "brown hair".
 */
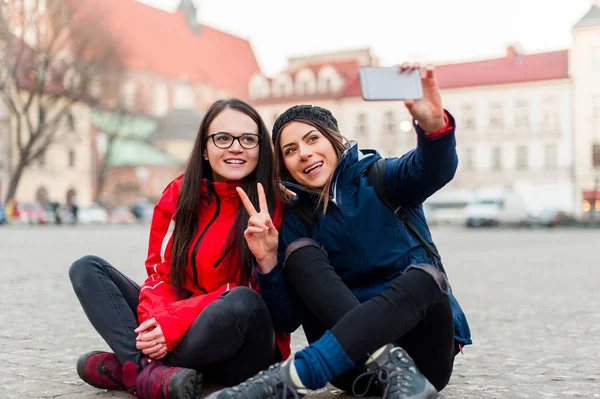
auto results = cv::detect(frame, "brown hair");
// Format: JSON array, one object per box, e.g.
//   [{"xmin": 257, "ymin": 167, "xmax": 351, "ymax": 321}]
[
  {"xmin": 274, "ymin": 118, "xmax": 349, "ymax": 214},
  {"xmin": 170, "ymin": 99, "xmax": 277, "ymax": 299}
]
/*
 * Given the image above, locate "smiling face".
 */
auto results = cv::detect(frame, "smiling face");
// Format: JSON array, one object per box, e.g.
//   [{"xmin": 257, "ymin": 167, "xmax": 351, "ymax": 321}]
[
  {"xmin": 204, "ymin": 108, "xmax": 260, "ymax": 182},
  {"xmin": 279, "ymin": 121, "xmax": 339, "ymax": 189}
]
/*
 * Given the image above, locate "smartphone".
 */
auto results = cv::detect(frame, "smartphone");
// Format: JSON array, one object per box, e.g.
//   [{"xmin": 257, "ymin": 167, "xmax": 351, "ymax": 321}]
[{"xmin": 359, "ymin": 67, "xmax": 423, "ymax": 101}]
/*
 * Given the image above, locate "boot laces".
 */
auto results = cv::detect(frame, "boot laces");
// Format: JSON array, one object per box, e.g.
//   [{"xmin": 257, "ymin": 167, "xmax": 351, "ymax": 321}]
[
  {"xmin": 226, "ymin": 364, "xmax": 301, "ymax": 399},
  {"xmin": 352, "ymin": 348, "xmax": 417, "ymax": 398}
]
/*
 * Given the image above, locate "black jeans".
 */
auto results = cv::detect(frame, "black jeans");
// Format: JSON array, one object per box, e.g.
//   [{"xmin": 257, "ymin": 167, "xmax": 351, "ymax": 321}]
[
  {"xmin": 69, "ymin": 255, "xmax": 277, "ymax": 386},
  {"xmin": 284, "ymin": 243, "xmax": 455, "ymax": 393}
]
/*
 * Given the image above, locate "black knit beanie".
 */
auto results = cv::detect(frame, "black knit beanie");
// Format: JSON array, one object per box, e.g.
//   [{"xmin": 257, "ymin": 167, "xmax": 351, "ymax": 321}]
[{"xmin": 272, "ymin": 105, "xmax": 339, "ymax": 144}]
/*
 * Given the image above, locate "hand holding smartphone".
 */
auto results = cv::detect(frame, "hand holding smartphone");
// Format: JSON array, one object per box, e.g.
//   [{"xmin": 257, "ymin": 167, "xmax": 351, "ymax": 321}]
[{"xmin": 359, "ymin": 67, "xmax": 423, "ymax": 101}]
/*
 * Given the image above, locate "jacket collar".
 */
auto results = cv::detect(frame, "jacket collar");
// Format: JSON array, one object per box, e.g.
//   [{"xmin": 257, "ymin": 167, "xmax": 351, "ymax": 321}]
[{"xmin": 202, "ymin": 178, "xmax": 242, "ymax": 203}]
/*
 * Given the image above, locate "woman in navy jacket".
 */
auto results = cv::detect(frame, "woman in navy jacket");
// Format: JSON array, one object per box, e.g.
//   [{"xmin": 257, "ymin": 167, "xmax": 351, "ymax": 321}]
[{"xmin": 210, "ymin": 64, "xmax": 472, "ymax": 399}]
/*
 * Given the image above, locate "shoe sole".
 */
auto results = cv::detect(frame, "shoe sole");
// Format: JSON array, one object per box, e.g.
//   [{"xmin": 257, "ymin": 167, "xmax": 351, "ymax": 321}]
[
  {"xmin": 420, "ymin": 380, "xmax": 439, "ymax": 399},
  {"xmin": 168, "ymin": 368, "xmax": 203, "ymax": 399},
  {"xmin": 76, "ymin": 351, "xmax": 118, "ymax": 389}
]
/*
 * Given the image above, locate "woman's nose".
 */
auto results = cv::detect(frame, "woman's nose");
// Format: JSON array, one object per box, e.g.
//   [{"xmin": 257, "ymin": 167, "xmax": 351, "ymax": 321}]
[
  {"xmin": 299, "ymin": 147, "xmax": 312, "ymax": 160},
  {"xmin": 228, "ymin": 140, "xmax": 244, "ymax": 152}
]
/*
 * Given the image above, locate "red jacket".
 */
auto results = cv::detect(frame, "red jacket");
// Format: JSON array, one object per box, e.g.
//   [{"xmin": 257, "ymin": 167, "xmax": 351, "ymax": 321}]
[{"xmin": 137, "ymin": 175, "xmax": 291, "ymax": 360}]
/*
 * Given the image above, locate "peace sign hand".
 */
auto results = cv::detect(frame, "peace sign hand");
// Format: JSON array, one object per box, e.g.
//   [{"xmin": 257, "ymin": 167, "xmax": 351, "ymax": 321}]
[{"xmin": 237, "ymin": 183, "xmax": 279, "ymax": 272}]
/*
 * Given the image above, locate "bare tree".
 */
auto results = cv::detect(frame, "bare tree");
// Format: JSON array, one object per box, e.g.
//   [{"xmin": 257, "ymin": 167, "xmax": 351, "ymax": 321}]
[{"xmin": 0, "ymin": 0, "xmax": 125, "ymax": 203}]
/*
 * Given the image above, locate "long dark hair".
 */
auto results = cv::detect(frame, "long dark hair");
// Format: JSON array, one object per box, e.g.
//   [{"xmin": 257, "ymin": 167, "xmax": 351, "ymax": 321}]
[
  {"xmin": 170, "ymin": 99, "xmax": 277, "ymax": 299},
  {"xmin": 274, "ymin": 118, "xmax": 348, "ymax": 213}
]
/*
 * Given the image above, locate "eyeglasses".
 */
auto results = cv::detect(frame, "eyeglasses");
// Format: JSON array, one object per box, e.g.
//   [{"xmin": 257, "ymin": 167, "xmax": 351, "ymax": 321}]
[{"xmin": 205, "ymin": 133, "xmax": 261, "ymax": 149}]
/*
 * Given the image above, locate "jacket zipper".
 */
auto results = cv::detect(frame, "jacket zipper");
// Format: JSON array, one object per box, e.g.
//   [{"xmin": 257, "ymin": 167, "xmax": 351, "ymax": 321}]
[
  {"xmin": 190, "ymin": 181, "xmax": 220, "ymax": 285},
  {"xmin": 213, "ymin": 244, "xmax": 233, "ymax": 268}
]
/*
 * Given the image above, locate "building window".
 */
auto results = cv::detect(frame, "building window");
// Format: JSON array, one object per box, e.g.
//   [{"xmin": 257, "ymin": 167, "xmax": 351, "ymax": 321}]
[
  {"xmin": 68, "ymin": 149, "xmax": 76, "ymax": 168},
  {"xmin": 121, "ymin": 80, "xmax": 136, "ymax": 110},
  {"xmin": 153, "ymin": 83, "xmax": 168, "ymax": 116},
  {"xmin": 542, "ymin": 96, "xmax": 559, "ymax": 127},
  {"xmin": 174, "ymin": 85, "xmax": 195, "ymax": 108},
  {"xmin": 277, "ymin": 83, "xmax": 285, "ymax": 96},
  {"xmin": 516, "ymin": 145, "xmax": 528, "ymax": 170},
  {"xmin": 593, "ymin": 47, "xmax": 600, "ymax": 71},
  {"xmin": 462, "ymin": 104, "xmax": 476, "ymax": 130},
  {"xmin": 544, "ymin": 144, "xmax": 557, "ymax": 169},
  {"xmin": 250, "ymin": 77, "xmax": 269, "ymax": 99},
  {"xmin": 356, "ymin": 113, "xmax": 368, "ymax": 142},
  {"xmin": 593, "ymin": 96, "xmax": 600, "ymax": 129},
  {"xmin": 489, "ymin": 102, "xmax": 504, "ymax": 129},
  {"xmin": 302, "ymin": 81, "xmax": 310, "ymax": 95},
  {"xmin": 383, "ymin": 111, "xmax": 396, "ymax": 135},
  {"xmin": 514, "ymin": 100, "xmax": 529, "ymax": 128},
  {"xmin": 383, "ymin": 111, "xmax": 397, "ymax": 156},
  {"xmin": 464, "ymin": 148, "xmax": 474, "ymax": 170},
  {"xmin": 491, "ymin": 147, "xmax": 502, "ymax": 170}
]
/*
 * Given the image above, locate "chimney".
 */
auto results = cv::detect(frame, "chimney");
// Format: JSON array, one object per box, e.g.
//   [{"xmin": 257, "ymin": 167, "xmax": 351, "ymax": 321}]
[
  {"xmin": 178, "ymin": 0, "xmax": 200, "ymax": 34},
  {"xmin": 506, "ymin": 44, "xmax": 523, "ymax": 65}
]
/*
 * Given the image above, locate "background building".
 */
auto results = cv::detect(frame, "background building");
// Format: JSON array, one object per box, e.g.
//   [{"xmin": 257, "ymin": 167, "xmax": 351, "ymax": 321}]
[{"xmin": 249, "ymin": 4, "xmax": 600, "ymax": 217}]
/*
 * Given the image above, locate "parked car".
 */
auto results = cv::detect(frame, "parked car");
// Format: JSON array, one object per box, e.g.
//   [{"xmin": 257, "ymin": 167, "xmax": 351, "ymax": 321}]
[
  {"xmin": 131, "ymin": 200, "xmax": 154, "ymax": 222},
  {"xmin": 109, "ymin": 206, "xmax": 136, "ymax": 224},
  {"xmin": 535, "ymin": 210, "xmax": 579, "ymax": 227},
  {"xmin": 18, "ymin": 203, "xmax": 49, "ymax": 225},
  {"xmin": 78, "ymin": 203, "xmax": 108, "ymax": 224}
]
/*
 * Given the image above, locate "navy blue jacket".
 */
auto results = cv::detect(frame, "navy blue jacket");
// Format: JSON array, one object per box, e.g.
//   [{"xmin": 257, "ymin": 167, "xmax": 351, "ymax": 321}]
[{"xmin": 256, "ymin": 111, "xmax": 472, "ymax": 347}]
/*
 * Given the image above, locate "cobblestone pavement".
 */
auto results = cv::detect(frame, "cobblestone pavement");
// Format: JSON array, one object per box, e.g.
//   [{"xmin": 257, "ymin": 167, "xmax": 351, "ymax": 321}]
[{"xmin": 1, "ymin": 224, "xmax": 599, "ymax": 398}]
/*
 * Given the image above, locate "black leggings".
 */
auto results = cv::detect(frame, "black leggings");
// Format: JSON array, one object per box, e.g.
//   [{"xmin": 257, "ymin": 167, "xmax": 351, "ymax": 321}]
[
  {"xmin": 69, "ymin": 255, "xmax": 277, "ymax": 386},
  {"xmin": 284, "ymin": 241, "xmax": 455, "ymax": 393}
]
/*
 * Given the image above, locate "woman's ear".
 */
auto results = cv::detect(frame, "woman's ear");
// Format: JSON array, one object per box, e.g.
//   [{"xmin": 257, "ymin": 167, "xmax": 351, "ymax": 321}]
[{"xmin": 203, "ymin": 151, "xmax": 208, "ymax": 160}]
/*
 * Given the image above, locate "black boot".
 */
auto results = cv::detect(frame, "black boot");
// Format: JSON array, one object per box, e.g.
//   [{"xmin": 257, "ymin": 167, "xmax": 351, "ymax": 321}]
[
  {"xmin": 205, "ymin": 359, "xmax": 308, "ymax": 399},
  {"xmin": 353, "ymin": 344, "xmax": 438, "ymax": 399}
]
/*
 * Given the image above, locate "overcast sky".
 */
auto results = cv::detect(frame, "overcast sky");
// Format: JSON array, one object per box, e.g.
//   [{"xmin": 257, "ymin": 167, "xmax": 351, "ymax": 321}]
[{"xmin": 139, "ymin": 0, "xmax": 594, "ymax": 75}]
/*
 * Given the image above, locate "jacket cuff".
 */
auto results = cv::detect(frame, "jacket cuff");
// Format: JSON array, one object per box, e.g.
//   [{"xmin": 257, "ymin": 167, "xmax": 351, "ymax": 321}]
[
  {"xmin": 255, "ymin": 261, "xmax": 285, "ymax": 292},
  {"xmin": 255, "ymin": 260, "xmax": 283, "ymax": 278},
  {"xmin": 152, "ymin": 309, "xmax": 181, "ymax": 351},
  {"xmin": 415, "ymin": 110, "xmax": 455, "ymax": 139}
]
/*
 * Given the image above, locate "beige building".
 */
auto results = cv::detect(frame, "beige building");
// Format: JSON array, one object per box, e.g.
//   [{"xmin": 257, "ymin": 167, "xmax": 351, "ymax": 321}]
[
  {"xmin": 11, "ymin": 102, "xmax": 94, "ymax": 207},
  {"xmin": 249, "ymin": 4, "xmax": 600, "ymax": 217},
  {"xmin": 571, "ymin": 2, "xmax": 600, "ymax": 217}
]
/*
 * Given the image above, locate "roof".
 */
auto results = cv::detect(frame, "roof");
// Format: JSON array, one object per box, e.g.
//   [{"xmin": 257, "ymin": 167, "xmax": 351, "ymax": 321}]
[
  {"xmin": 429, "ymin": 50, "xmax": 569, "ymax": 90},
  {"xmin": 90, "ymin": 108, "xmax": 178, "ymax": 167},
  {"xmin": 108, "ymin": 139, "xmax": 181, "ymax": 167},
  {"xmin": 251, "ymin": 60, "xmax": 362, "ymax": 105},
  {"xmin": 82, "ymin": 0, "xmax": 261, "ymax": 97},
  {"xmin": 574, "ymin": 5, "xmax": 600, "ymax": 29},
  {"xmin": 340, "ymin": 50, "xmax": 570, "ymax": 97},
  {"xmin": 149, "ymin": 108, "xmax": 203, "ymax": 142},
  {"xmin": 91, "ymin": 109, "xmax": 157, "ymax": 140},
  {"xmin": 286, "ymin": 59, "xmax": 360, "ymax": 80}
]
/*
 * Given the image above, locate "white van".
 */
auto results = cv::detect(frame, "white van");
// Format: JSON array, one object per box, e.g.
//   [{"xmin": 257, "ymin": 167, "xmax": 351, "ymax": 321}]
[
  {"xmin": 424, "ymin": 190, "xmax": 474, "ymax": 225},
  {"xmin": 465, "ymin": 192, "xmax": 530, "ymax": 227}
]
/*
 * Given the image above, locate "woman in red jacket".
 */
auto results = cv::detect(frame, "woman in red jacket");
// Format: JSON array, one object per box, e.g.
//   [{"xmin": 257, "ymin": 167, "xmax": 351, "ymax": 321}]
[{"xmin": 69, "ymin": 99, "xmax": 290, "ymax": 399}]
